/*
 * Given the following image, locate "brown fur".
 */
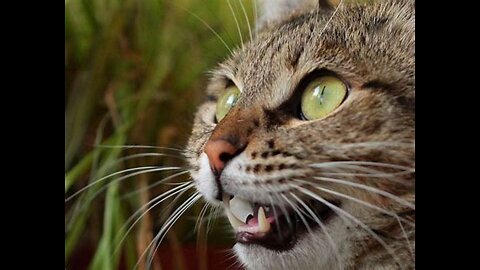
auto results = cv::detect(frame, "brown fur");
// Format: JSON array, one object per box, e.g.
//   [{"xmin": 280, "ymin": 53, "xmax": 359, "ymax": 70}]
[{"xmin": 187, "ymin": 0, "xmax": 414, "ymax": 268}]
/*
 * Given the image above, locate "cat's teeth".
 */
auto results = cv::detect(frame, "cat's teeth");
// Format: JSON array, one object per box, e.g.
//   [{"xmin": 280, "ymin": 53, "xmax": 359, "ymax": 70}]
[
  {"xmin": 257, "ymin": 206, "xmax": 271, "ymax": 233},
  {"xmin": 223, "ymin": 195, "xmax": 271, "ymax": 233},
  {"xmin": 223, "ymin": 195, "xmax": 245, "ymax": 230},
  {"xmin": 230, "ymin": 196, "xmax": 254, "ymax": 223},
  {"xmin": 226, "ymin": 208, "xmax": 245, "ymax": 230}
]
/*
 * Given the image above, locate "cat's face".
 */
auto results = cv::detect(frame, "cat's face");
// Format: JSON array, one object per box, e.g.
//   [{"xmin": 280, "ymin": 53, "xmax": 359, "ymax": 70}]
[{"xmin": 187, "ymin": 0, "xmax": 414, "ymax": 269}]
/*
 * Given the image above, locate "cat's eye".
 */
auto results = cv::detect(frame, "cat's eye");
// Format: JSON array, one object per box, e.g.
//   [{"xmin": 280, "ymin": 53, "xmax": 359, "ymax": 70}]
[
  {"xmin": 300, "ymin": 76, "xmax": 347, "ymax": 120},
  {"xmin": 215, "ymin": 85, "xmax": 241, "ymax": 122}
]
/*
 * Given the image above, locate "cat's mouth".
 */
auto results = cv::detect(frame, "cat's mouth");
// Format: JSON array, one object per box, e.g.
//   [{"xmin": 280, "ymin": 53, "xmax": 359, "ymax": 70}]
[{"xmin": 222, "ymin": 194, "xmax": 340, "ymax": 251}]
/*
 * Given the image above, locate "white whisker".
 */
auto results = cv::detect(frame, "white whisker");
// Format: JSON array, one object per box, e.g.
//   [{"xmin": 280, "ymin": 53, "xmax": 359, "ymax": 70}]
[
  {"xmin": 268, "ymin": 194, "xmax": 283, "ymax": 241},
  {"xmin": 66, "ymin": 166, "xmax": 184, "ymax": 203},
  {"xmin": 318, "ymin": 0, "xmax": 343, "ymax": 37},
  {"xmin": 66, "ymin": 166, "xmax": 156, "ymax": 202},
  {"xmin": 271, "ymin": 193, "xmax": 294, "ymax": 232},
  {"xmin": 252, "ymin": 0, "xmax": 258, "ymax": 32},
  {"xmin": 331, "ymin": 141, "xmax": 414, "ymax": 149},
  {"xmin": 321, "ymin": 171, "xmax": 413, "ymax": 178},
  {"xmin": 168, "ymin": 3, "xmax": 233, "ymax": 55},
  {"xmin": 239, "ymin": 0, "xmax": 253, "ymax": 41},
  {"xmin": 114, "ymin": 152, "xmax": 185, "ymax": 163},
  {"xmin": 113, "ymin": 182, "xmax": 194, "ymax": 255},
  {"xmin": 311, "ymin": 161, "xmax": 414, "ymax": 171},
  {"xmin": 290, "ymin": 192, "xmax": 343, "ymax": 269},
  {"xmin": 280, "ymin": 193, "xmax": 313, "ymax": 235},
  {"xmin": 295, "ymin": 179, "xmax": 414, "ymax": 227},
  {"xmin": 95, "ymin": 144, "xmax": 188, "ymax": 153},
  {"xmin": 145, "ymin": 193, "xmax": 202, "ymax": 269},
  {"xmin": 227, "ymin": 0, "xmax": 244, "ymax": 45},
  {"xmin": 195, "ymin": 202, "xmax": 210, "ymax": 233},
  {"xmin": 395, "ymin": 214, "xmax": 415, "ymax": 260},
  {"xmin": 207, "ymin": 206, "xmax": 222, "ymax": 234},
  {"xmin": 120, "ymin": 171, "xmax": 190, "ymax": 199},
  {"xmin": 292, "ymin": 184, "xmax": 405, "ymax": 269},
  {"xmin": 314, "ymin": 176, "xmax": 415, "ymax": 210}
]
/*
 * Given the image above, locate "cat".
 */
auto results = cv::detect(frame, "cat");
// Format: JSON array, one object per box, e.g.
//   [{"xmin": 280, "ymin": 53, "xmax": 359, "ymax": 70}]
[{"xmin": 186, "ymin": 0, "xmax": 415, "ymax": 269}]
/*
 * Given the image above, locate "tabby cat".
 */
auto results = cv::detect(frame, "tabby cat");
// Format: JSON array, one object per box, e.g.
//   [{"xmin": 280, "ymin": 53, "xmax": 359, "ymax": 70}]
[{"xmin": 186, "ymin": 0, "xmax": 415, "ymax": 269}]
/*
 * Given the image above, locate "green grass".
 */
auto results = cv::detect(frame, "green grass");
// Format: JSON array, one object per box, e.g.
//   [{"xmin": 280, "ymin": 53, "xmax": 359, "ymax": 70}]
[{"xmin": 65, "ymin": 0, "xmax": 254, "ymax": 269}]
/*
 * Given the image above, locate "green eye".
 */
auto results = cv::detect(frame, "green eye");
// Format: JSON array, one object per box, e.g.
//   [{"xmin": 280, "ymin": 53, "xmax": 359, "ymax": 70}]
[
  {"xmin": 300, "ymin": 76, "xmax": 347, "ymax": 120},
  {"xmin": 215, "ymin": 85, "xmax": 241, "ymax": 122}
]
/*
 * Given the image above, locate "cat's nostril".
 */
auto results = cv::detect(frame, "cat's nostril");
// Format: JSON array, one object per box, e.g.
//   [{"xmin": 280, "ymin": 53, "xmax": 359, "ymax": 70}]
[
  {"xmin": 219, "ymin": 152, "xmax": 233, "ymax": 162},
  {"xmin": 204, "ymin": 139, "xmax": 240, "ymax": 176}
]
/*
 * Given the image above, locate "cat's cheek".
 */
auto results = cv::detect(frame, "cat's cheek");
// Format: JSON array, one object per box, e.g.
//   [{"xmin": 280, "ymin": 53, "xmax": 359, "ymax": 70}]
[
  {"xmin": 191, "ymin": 153, "xmax": 221, "ymax": 205},
  {"xmin": 199, "ymin": 103, "xmax": 216, "ymax": 125}
]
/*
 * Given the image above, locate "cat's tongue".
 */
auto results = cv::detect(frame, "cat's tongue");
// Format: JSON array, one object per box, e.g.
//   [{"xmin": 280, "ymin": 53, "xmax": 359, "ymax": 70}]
[{"xmin": 223, "ymin": 195, "xmax": 275, "ymax": 235}]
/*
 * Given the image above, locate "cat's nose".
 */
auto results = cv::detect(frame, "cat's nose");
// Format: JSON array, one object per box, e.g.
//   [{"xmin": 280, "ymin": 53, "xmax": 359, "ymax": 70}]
[{"xmin": 204, "ymin": 139, "xmax": 238, "ymax": 175}]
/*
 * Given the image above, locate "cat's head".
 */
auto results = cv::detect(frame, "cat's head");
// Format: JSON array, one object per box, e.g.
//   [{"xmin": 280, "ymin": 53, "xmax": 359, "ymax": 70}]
[{"xmin": 187, "ymin": 0, "xmax": 414, "ymax": 269}]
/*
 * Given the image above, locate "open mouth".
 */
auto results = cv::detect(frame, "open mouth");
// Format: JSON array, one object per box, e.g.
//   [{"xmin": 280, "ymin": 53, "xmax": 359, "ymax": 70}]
[{"xmin": 223, "ymin": 194, "xmax": 340, "ymax": 251}]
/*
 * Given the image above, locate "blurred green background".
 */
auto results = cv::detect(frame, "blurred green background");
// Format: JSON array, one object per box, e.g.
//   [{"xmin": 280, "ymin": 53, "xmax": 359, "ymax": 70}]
[{"xmin": 65, "ymin": 0, "xmax": 254, "ymax": 269}]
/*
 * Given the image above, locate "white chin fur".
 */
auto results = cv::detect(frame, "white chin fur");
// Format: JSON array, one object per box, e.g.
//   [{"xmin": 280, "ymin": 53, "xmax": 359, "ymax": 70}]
[{"xmin": 234, "ymin": 217, "xmax": 352, "ymax": 270}]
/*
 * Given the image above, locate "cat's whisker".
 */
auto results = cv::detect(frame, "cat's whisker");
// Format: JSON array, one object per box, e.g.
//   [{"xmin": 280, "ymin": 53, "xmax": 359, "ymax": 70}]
[
  {"xmin": 206, "ymin": 205, "xmax": 219, "ymax": 235},
  {"xmin": 147, "ymin": 193, "xmax": 202, "ymax": 269},
  {"xmin": 195, "ymin": 202, "xmax": 210, "ymax": 268},
  {"xmin": 290, "ymin": 192, "xmax": 343, "ymax": 269},
  {"xmin": 170, "ymin": 3, "xmax": 233, "ymax": 55},
  {"xmin": 120, "ymin": 171, "xmax": 190, "ymax": 199},
  {"xmin": 334, "ymin": 141, "xmax": 415, "ymax": 149},
  {"xmin": 225, "ymin": 250, "xmax": 244, "ymax": 270},
  {"xmin": 313, "ymin": 176, "xmax": 415, "ymax": 210},
  {"xmin": 208, "ymin": 205, "xmax": 223, "ymax": 234},
  {"xmin": 66, "ymin": 166, "xmax": 159, "ymax": 202},
  {"xmin": 195, "ymin": 202, "xmax": 210, "ymax": 233},
  {"xmin": 318, "ymin": 0, "xmax": 344, "ymax": 37},
  {"xmin": 187, "ymin": 208, "xmax": 220, "ymax": 228},
  {"xmin": 108, "ymin": 153, "xmax": 186, "ymax": 168},
  {"xmin": 280, "ymin": 193, "xmax": 313, "ymax": 235},
  {"xmin": 84, "ymin": 153, "xmax": 185, "ymax": 183},
  {"xmin": 268, "ymin": 194, "xmax": 283, "ymax": 242},
  {"xmin": 322, "ymin": 163, "xmax": 414, "ymax": 176},
  {"xmin": 310, "ymin": 162, "xmax": 414, "ymax": 186},
  {"xmin": 321, "ymin": 171, "xmax": 414, "ymax": 178},
  {"xmin": 205, "ymin": 205, "xmax": 216, "ymax": 235},
  {"xmin": 217, "ymin": 247, "xmax": 239, "ymax": 267},
  {"xmin": 293, "ymin": 179, "xmax": 414, "ymax": 227},
  {"xmin": 291, "ymin": 184, "xmax": 405, "ymax": 269},
  {"xmin": 276, "ymin": 175, "xmax": 298, "ymax": 231},
  {"xmin": 270, "ymin": 192, "xmax": 294, "ymax": 236},
  {"xmin": 244, "ymin": 174, "xmax": 294, "ymax": 232},
  {"xmin": 137, "ymin": 192, "xmax": 201, "ymax": 270},
  {"xmin": 395, "ymin": 214, "xmax": 415, "ymax": 260},
  {"xmin": 313, "ymin": 164, "xmax": 414, "ymax": 180},
  {"xmin": 239, "ymin": 0, "xmax": 253, "ymax": 41},
  {"xmin": 227, "ymin": 0, "xmax": 244, "ymax": 46},
  {"xmin": 84, "ymin": 172, "xmax": 190, "ymax": 218},
  {"xmin": 311, "ymin": 161, "xmax": 415, "ymax": 171},
  {"xmin": 113, "ymin": 182, "xmax": 194, "ymax": 256},
  {"xmin": 252, "ymin": 0, "xmax": 258, "ymax": 32},
  {"xmin": 95, "ymin": 144, "xmax": 190, "ymax": 153},
  {"xmin": 67, "ymin": 166, "xmax": 184, "ymax": 203},
  {"xmin": 125, "ymin": 182, "xmax": 193, "ymax": 230}
]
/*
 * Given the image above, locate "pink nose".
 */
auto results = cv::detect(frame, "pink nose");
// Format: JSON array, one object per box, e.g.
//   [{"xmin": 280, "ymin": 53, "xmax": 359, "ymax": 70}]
[{"xmin": 204, "ymin": 139, "xmax": 238, "ymax": 175}]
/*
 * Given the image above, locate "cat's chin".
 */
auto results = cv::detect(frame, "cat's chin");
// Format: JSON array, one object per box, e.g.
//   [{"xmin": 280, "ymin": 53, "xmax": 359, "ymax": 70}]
[{"xmin": 233, "ymin": 225, "xmax": 346, "ymax": 270}]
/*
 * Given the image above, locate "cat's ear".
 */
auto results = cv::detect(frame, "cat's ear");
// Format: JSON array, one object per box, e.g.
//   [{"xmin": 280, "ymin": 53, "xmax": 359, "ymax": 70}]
[{"xmin": 256, "ymin": 0, "xmax": 331, "ymax": 31}]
